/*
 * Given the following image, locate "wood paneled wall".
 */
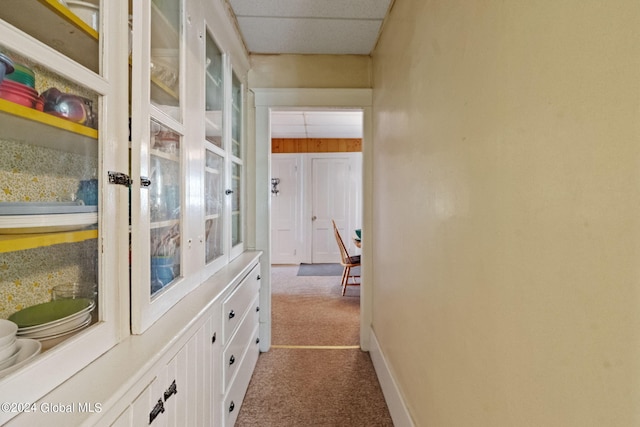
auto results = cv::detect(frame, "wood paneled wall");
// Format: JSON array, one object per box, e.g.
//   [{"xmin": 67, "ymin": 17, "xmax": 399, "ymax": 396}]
[{"xmin": 271, "ymin": 138, "xmax": 362, "ymax": 153}]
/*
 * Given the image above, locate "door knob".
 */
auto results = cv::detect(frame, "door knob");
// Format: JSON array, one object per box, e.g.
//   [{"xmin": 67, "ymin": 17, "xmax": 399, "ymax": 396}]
[{"xmin": 312, "ymin": 216, "xmax": 317, "ymax": 221}]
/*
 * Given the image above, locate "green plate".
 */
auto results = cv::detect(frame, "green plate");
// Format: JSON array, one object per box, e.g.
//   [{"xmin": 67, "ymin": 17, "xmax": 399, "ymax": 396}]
[
  {"xmin": 9, "ymin": 299, "xmax": 92, "ymax": 328},
  {"xmin": 12, "ymin": 63, "xmax": 34, "ymax": 77},
  {"xmin": 5, "ymin": 73, "xmax": 35, "ymax": 87}
]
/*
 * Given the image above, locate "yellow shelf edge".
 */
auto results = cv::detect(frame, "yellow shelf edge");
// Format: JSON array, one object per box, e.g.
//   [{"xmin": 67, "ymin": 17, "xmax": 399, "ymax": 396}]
[
  {"xmin": 0, "ymin": 99, "xmax": 98, "ymax": 139},
  {"xmin": 39, "ymin": 0, "xmax": 99, "ymax": 40},
  {"xmin": 0, "ymin": 229, "xmax": 98, "ymax": 253}
]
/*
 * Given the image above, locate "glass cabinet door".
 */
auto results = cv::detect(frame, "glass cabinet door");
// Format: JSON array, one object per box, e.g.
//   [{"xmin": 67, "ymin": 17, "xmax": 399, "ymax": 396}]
[
  {"xmin": 131, "ymin": 0, "xmax": 185, "ymax": 333},
  {"xmin": 205, "ymin": 148, "xmax": 224, "ymax": 264},
  {"xmin": 204, "ymin": 31, "xmax": 225, "ymax": 268},
  {"xmin": 149, "ymin": 120, "xmax": 181, "ymax": 295},
  {"xmin": 205, "ymin": 31, "xmax": 223, "ymax": 148},
  {"xmin": 0, "ymin": 45, "xmax": 101, "ymax": 348},
  {"xmin": 230, "ymin": 72, "xmax": 243, "ymax": 254},
  {"xmin": 150, "ymin": 0, "xmax": 181, "ymax": 121},
  {"xmin": 0, "ymin": 1, "xmax": 127, "ymax": 416}
]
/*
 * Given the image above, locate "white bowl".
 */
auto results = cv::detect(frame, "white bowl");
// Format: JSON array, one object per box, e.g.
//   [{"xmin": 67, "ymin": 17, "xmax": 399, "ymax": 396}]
[
  {"xmin": 0, "ymin": 347, "xmax": 19, "ymax": 370},
  {"xmin": 67, "ymin": 1, "xmax": 99, "ymax": 31},
  {"xmin": 0, "ymin": 339, "xmax": 41, "ymax": 378},
  {"xmin": 0, "ymin": 319, "xmax": 17, "ymax": 347},
  {"xmin": 0, "ymin": 339, "xmax": 17, "ymax": 365}
]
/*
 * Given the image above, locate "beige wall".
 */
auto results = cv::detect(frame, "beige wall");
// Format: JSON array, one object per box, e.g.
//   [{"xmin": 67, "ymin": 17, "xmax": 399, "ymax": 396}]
[
  {"xmin": 372, "ymin": 1, "xmax": 640, "ymax": 426},
  {"xmin": 249, "ymin": 54, "xmax": 371, "ymax": 88}
]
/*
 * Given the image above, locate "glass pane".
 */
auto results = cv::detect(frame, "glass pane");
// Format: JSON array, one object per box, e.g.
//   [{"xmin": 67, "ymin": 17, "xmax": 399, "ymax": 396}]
[
  {"xmin": 149, "ymin": 121, "xmax": 181, "ymax": 295},
  {"xmin": 0, "ymin": 2, "xmax": 100, "ymax": 73},
  {"xmin": 205, "ymin": 148, "xmax": 224, "ymax": 263},
  {"xmin": 0, "ymin": 45, "xmax": 100, "ymax": 349},
  {"xmin": 205, "ymin": 31, "xmax": 223, "ymax": 148},
  {"xmin": 231, "ymin": 73, "xmax": 241, "ymax": 157},
  {"xmin": 150, "ymin": 0, "xmax": 181, "ymax": 120},
  {"xmin": 231, "ymin": 162, "xmax": 241, "ymax": 247}
]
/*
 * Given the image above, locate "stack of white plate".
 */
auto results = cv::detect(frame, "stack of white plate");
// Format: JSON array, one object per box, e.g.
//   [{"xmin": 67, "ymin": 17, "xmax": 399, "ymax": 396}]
[
  {"xmin": 0, "ymin": 319, "xmax": 41, "ymax": 378},
  {"xmin": 0, "ymin": 320, "xmax": 18, "ymax": 370},
  {"xmin": 9, "ymin": 299, "xmax": 94, "ymax": 350}
]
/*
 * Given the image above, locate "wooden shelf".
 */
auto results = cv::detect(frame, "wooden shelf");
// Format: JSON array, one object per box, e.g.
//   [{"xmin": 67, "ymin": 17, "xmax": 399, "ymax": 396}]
[
  {"xmin": 0, "ymin": 98, "xmax": 98, "ymax": 156},
  {"xmin": 0, "ymin": 0, "xmax": 99, "ymax": 73},
  {"xmin": 0, "ymin": 229, "xmax": 97, "ymax": 253}
]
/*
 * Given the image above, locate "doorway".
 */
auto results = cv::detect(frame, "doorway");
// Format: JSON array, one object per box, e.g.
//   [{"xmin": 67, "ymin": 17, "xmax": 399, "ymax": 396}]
[{"xmin": 252, "ymin": 88, "xmax": 373, "ymax": 352}]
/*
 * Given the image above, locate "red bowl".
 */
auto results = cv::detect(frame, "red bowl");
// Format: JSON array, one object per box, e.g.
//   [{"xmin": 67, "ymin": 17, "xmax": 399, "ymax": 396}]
[
  {"xmin": 0, "ymin": 80, "xmax": 38, "ymax": 96},
  {"xmin": 0, "ymin": 85, "xmax": 37, "ymax": 99},
  {"xmin": 0, "ymin": 89, "xmax": 35, "ymax": 108},
  {"xmin": 34, "ymin": 96, "xmax": 44, "ymax": 111}
]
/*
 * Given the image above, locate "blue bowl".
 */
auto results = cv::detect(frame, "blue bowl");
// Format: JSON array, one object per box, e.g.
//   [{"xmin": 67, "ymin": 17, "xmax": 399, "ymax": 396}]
[{"xmin": 0, "ymin": 53, "xmax": 14, "ymax": 84}]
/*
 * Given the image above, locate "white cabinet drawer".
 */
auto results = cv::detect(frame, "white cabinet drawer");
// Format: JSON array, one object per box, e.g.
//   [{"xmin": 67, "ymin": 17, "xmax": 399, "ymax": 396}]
[
  {"xmin": 222, "ymin": 295, "xmax": 260, "ymax": 393},
  {"xmin": 222, "ymin": 264, "xmax": 260, "ymax": 343},
  {"xmin": 223, "ymin": 324, "xmax": 260, "ymax": 427}
]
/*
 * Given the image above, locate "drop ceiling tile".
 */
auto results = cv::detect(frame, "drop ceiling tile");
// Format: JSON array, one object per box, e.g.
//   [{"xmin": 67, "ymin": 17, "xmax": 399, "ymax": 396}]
[
  {"xmin": 304, "ymin": 111, "xmax": 362, "ymax": 126},
  {"xmin": 229, "ymin": 0, "xmax": 392, "ymax": 20},
  {"xmin": 236, "ymin": 17, "xmax": 382, "ymax": 54},
  {"xmin": 271, "ymin": 112, "xmax": 305, "ymax": 125}
]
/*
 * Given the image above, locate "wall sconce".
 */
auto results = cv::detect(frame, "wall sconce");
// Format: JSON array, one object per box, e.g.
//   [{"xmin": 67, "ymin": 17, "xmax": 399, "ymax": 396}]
[{"xmin": 271, "ymin": 178, "xmax": 280, "ymax": 196}]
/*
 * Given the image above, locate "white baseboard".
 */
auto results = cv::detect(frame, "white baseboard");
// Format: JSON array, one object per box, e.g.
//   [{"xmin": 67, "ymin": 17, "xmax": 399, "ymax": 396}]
[{"xmin": 369, "ymin": 328, "xmax": 414, "ymax": 427}]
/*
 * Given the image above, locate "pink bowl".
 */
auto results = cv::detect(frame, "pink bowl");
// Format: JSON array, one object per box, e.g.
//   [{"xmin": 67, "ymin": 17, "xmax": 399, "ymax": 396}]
[
  {"xmin": 0, "ymin": 80, "xmax": 37, "ymax": 97},
  {"xmin": 34, "ymin": 96, "xmax": 44, "ymax": 111},
  {"xmin": 0, "ymin": 89, "xmax": 35, "ymax": 108}
]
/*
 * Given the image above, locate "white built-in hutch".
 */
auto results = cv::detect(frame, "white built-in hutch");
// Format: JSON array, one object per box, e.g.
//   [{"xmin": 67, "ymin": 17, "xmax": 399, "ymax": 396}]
[{"xmin": 0, "ymin": 0, "xmax": 262, "ymax": 425}]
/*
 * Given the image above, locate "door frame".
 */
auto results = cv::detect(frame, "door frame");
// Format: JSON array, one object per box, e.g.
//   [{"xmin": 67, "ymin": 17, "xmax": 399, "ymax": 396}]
[{"xmin": 251, "ymin": 88, "xmax": 373, "ymax": 351}]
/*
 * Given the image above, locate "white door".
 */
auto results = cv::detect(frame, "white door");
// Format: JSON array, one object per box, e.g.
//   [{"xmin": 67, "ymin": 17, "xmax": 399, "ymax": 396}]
[
  {"xmin": 311, "ymin": 157, "xmax": 351, "ymax": 263},
  {"xmin": 271, "ymin": 155, "xmax": 301, "ymax": 263}
]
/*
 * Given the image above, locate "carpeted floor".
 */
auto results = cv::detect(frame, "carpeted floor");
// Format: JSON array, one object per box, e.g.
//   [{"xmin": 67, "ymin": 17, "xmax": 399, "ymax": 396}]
[
  {"xmin": 235, "ymin": 265, "xmax": 393, "ymax": 426},
  {"xmin": 297, "ymin": 262, "xmax": 361, "ymax": 277},
  {"xmin": 273, "ymin": 265, "xmax": 360, "ymax": 346}
]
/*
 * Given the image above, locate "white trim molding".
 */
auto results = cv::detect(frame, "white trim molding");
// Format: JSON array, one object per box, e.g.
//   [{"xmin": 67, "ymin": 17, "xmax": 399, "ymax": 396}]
[{"xmin": 369, "ymin": 328, "xmax": 415, "ymax": 427}]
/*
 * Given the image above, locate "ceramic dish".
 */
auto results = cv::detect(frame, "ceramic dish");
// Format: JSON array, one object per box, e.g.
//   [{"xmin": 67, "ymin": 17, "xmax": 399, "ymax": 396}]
[
  {"xmin": 0, "ymin": 202, "xmax": 98, "ymax": 215},
  {"xmin": 38, "ymin": 319, "xmax": 91, "ymax": 351},
  {"xmin": 35, "ymin": 316, "xmax": 91, "ymax": 340},
  {"xmin": 0, "ymin": 53, "xmax": 14, "ymax": 84},
  {"xmin": 16, "ymin": 300, "xmax": 94, "ymax": 332},
  {"xmin": 9, "ymin": 298, "xmax": 93, "ymax": 328},
  {"xmin": 0, "ymin": 319, "xmax": 17, "ymax": 347},
  {"xmin": 18, "ymin": 312, "xmax": 91, "ymax": 338},
  {"xmin": 0, "ymin": 339, "xmax": 41, "ymax": 379},
  {"xmin": 0, "ymin": 89, "xmax": 36, "ymax": 108},
  {"xmin": 0, "ymin": 338, "xmax": 17, "ymax": 362},
  {"xmin": 0, "ymin": 212, "xmax": 98, "ymax": 234},
  {"xmin": 67, "ymin": 1, "xmax": 99, "ymax": 31},
  {"xmin": 0, "ymin": 346, "xmax": 19, "ymax": 370}
]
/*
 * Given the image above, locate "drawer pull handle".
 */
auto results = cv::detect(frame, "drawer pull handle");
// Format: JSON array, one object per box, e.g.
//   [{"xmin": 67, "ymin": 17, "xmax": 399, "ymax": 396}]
[
  {"xmin": 229, "ymin": 354, "xmax": 235, "ymax": 365},
  {"xmin": 211, "ymin": 332, "xmax": 216, "ymax": 344},
  {"xmin": 256, "ymin": 337, "xmax": 260, "ymax": 345},
  {"xmin": 256, "ymin": 306, "xmax": 260, "ymax": 312},
  {"xmin": 149, "ymin": 399, "xmax": 164, "ymax": 424},
  {"xmin": 164, "ymin": 380, "xmax": 177, "ymax": 402},
  {"xmin": 229, "ymin": 401, "xmax": 235, "ymax": 413},
  {"xmin": 229, "ymin": 310, "xmax": 235, "ymax": 319},
  {"xmin": 257, "ymin": 274, "xmax": 261, "ymax": 280}
]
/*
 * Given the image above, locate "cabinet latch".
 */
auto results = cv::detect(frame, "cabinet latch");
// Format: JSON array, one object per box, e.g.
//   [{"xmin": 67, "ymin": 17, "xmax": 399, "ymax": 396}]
[{"xmin": 108, "ymin": 171, "xmax": 132, "ymax": 187}]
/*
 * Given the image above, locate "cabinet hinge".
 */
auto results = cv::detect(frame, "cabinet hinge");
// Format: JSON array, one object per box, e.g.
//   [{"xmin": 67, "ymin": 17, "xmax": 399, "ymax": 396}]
[{"xmin": 108, "ymin": 171, "xmax": 132, "ymax": 187}]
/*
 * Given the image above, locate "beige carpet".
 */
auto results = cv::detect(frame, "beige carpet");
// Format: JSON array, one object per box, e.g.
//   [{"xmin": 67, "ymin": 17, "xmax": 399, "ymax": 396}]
[
  {"xmin": 235, "ymin": 265, "xmax": 394, "ymax": 426},
  {"xmin": 271, "ymin": 265, "xmax": 360, "ymax": 346}
]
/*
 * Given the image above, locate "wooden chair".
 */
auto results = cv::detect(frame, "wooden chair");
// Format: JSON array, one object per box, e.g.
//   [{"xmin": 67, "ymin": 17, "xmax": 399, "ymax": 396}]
[{"xmin": 332, "ymin": 220, "xmax": 361, "ymax": 296}]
